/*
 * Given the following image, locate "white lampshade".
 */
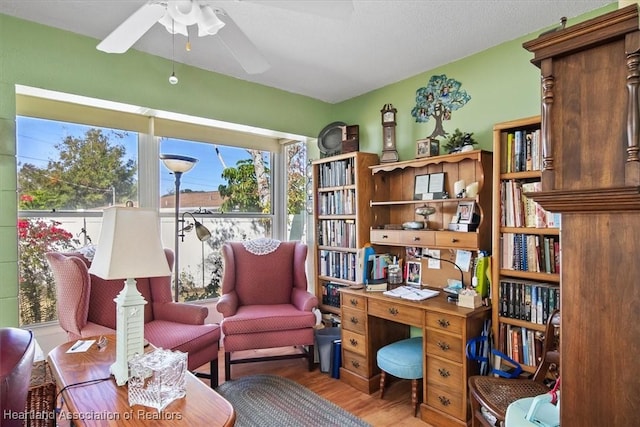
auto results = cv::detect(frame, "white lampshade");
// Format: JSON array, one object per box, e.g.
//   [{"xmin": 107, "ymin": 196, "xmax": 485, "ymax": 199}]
[
  {"xmin": 160, "ymin": 154, "xmax": 198, "ymax": 174},
  {"xmin": 89, "ymin": 206, "xmax": 171, "ymax": 280}
]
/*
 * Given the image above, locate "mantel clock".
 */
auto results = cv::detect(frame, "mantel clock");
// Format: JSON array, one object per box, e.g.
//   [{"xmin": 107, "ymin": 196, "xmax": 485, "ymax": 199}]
[{"xmin": 380, "ymin": 103, "xmax": 399, "ymax": 163}]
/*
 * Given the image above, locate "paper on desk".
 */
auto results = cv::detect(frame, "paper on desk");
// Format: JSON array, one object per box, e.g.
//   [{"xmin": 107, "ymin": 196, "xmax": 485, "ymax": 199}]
[{"xmin": 66, "ymin": 339, "xmax": 95, "ymax": 353}]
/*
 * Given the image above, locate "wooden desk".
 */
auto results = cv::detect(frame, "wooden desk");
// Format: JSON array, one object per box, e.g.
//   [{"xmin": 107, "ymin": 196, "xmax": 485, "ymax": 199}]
[
  {"xmin": 48, "ymin": 336, "xmax": 235, "ymax": 426},
  {"xmin": 339, "ymin": 288, "xmax": 490, "ymax": 427}
]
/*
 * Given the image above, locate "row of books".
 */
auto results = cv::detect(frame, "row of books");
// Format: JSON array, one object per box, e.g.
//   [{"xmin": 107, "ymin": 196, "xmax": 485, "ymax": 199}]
[
  {"xmin": 500, "ymin": 180, "xmax": 560, "ymax": 228},
  {"xmin": 317, "ymin": 219, "xmax": 357, "ymax": 248},
  {"xmin": 322, "ymin": 282, "xmax": 346, "ymax": 308},
  {"xmin": 501, "ymin": 128, "xmax": 542, "ymax": 173},
  {"xmin": 319, "ymin": 250, "xmax": 357, "ymax": 281},
  {"xmin": 317, "ymin": 188, "xmax": 356, "ymax": 215},
  {"xmin": 499, "ymin": 323, "xmax": 544, "ymax": 367},
  {"xmin": 501, "ymin": 233, "xmax": 560, "ymax": 274},
  {"xmin": 499, "ymin": 280, "xmax": 559, "ymax": 324},
  {"xmin": 317, "ymin": 158, "xmax": 355, "ymax": 188}
]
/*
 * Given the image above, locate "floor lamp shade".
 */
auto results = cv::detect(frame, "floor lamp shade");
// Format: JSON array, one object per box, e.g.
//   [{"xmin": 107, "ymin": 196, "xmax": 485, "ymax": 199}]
[{"xmin": 89, "ymin": 206, "xmax": 171, "ymax": 385}]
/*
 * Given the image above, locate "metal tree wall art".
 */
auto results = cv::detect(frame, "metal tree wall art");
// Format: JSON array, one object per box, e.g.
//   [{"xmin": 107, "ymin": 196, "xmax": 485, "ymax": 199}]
[{"xmin": 411, "ymin": 74, "xmax": 471, "ymax": 139}]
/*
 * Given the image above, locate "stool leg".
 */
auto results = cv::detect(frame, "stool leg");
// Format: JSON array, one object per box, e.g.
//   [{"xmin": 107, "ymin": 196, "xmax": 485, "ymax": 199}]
[
  {"xmin": 411, "ymin": 379, "xmax": 418, "ymax": 417},
  {"xmin": 379, "ymin": 370, "xmax": 387, "ymax": 399}
]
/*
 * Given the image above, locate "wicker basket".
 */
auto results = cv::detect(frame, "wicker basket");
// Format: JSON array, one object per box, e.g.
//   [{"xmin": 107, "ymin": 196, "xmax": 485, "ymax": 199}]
[{"xmin": 25, "ymin": 360, "xmax": 56, "ymax": 427}]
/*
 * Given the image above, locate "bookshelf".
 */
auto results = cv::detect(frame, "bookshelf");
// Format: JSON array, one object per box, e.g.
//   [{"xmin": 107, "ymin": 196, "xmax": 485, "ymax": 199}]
[
  {"xmin": 491, "ymin": 116, "xmax": 560, "ymax": 374},
  {"xmin": 312, "ymin": 152, "xmax": 381, "ymax": 314}
]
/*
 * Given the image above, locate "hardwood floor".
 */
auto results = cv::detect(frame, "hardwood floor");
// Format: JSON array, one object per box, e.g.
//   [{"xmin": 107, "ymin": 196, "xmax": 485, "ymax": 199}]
[{"xmin": 199, "ymin": 347, "xmax": 433, "ymax": 427}]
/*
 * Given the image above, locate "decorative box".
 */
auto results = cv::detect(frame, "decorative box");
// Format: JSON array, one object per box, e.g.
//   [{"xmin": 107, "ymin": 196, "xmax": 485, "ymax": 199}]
[
  {"xmin": 128, "ymin": 349, "xmax": 187, "ymax": 411},
  {"xmin": 457, "ymin": 291, "xmax": 482, "ymax": 309}
]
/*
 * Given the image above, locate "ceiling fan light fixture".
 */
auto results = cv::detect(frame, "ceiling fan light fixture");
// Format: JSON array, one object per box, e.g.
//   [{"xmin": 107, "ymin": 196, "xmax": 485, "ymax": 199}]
[
  {"xmin": 169, "ymin": 71, "xmax": 178, "ymax": 85},
  {"xmin": 198, "ymin": 6, "xmax": 225, "ymax": 36}
]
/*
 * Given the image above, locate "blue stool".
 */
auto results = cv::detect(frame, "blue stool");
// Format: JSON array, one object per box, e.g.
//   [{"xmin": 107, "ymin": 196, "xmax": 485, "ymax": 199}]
[{"xmin": 376, "ymin": 337, "xmax": 423, "ymax": 416}]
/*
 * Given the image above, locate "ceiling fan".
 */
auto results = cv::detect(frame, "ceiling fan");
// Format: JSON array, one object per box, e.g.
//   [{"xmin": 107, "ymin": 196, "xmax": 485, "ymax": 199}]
[{"xmin": 96, "ymin": 0, "xmax": 353, "ymax": 75}]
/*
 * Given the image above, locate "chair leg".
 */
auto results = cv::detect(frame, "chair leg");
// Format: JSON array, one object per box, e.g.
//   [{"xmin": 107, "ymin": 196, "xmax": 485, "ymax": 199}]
[
  {"xmin": 210, "ymin": 358, "xmax": 218, "ymax": 388},
  {"xmin": 411, "ymin": 379, "xmax": 419, "ymax": 417},
  {"xmin": 379, "ymin": 370, "xmax": 387, "ymax": 399},
  {"xmin": 307, "ymin": 344, "xmax": 315, "ymax": 371},
  {"xmin": 224, "ymin": 352, "xmax": 232, "ymax": 382}
]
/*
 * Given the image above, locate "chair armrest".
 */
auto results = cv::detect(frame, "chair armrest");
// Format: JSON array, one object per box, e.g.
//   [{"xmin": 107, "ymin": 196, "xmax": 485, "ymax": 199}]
[
  {"xmin": 153, "ymin": 302, "xmax": 208, "ymax": 325},
  {"xmin": 291, "ymin": 288, "xmax": 318, "ymax": 312},
  {"xmin": 216, "ymin": 292, "xmax": 239, "ymax": 317}
]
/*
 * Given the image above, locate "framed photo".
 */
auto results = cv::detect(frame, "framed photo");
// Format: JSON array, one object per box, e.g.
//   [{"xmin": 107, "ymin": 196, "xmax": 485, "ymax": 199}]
[
  {"xmin": 455, "ymin": 201, "xmax": 475, "ymax": 224},
  {"xmin": 414, "ymin": 174, "xmax": 429, "ymax": 200},
  {"xmin": 406, "ymin": 260, "xmax": 422, "ymax": 288},
  {"xmin": 416, "ymin": 138, "xmax": 440, "ymax": 158}
]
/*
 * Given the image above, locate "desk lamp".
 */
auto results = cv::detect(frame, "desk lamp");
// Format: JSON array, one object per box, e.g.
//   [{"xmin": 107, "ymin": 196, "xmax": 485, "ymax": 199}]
[{"xmin": 89, "ymin": 206, "xmax": 171, "ymax": 386}]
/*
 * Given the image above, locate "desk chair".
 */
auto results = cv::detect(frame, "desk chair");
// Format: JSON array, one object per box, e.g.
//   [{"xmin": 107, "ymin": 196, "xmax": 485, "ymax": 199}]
[
  {"xmin": 468, "ymin": 310, "xmax": 560, "ymax": 427},
  {"xmin": 377, "ymin": 337, "xmax": 423, "ymax": 416}
]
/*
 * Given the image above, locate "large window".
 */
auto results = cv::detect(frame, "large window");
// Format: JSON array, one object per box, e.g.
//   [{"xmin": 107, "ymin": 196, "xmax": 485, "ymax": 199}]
[{"xmin": 16, "ymin": 107, "xmax": 307, "ymax": 326}]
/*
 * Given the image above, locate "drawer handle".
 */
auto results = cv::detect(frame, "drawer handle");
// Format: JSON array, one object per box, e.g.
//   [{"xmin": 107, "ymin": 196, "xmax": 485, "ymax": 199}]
[
  {"xmin": 451, "ymin": 238, "xmax": 459, "ymax": 243},
  {"xmin": 350, "ymin": 316, "xmax": 359, "ymax": 325},
  {"xmin": 438, "ymin": 319, "xmax": 450, "ymax": 328},
  {"xmin": 351, "ymin": 360, "xmax": 360, "ymax": 368},
  {"xmin": 350, "ymin": 298, "xmax": 359, "ymax": 307},
  {"xmin": 349, "ymin": 338, "xmax": 359, "ymax": 347},
  {"xmin": 437, "ymin": 341, "xmax": 450, "ymax": 351},
  {"xmin": 413, "ymin": 237, "xmax": 420, "ymax": 241},
  {"xmin": 388, "ymin": 307, "xmax": 399, "ymax": 316},
  {"xmin": 438, "ymin": 368, "xmax": 450, "ymax": 378},
  {"xmin": 438, "ymin": 396, "xmax": 451, "ymax": 406},
  {"xmin": 382, "ymin": 234, "xmax": 388, "ymax": 239}
]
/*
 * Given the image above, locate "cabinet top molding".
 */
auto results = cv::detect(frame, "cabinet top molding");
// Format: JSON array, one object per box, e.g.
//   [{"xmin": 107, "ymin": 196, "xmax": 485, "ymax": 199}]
[
  {"xmin": 523, "ymin": 4, "xmax": 639, "ymax": 67},
  {"xmin": 369, "ymin": 149, "xmax": 490, "ymax": 175}
]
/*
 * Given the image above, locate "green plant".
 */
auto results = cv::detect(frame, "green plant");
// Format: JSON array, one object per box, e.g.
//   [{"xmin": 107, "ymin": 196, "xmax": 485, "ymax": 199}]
[{"xmin": 442, "ymin": 128, "xmax": 477, "ymax": 153}]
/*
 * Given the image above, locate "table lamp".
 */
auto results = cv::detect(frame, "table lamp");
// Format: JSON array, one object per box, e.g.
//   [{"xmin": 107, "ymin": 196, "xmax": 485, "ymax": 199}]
[{"xmin": 89, "ymin": 206, "xmax": 171, "ymax": 386}]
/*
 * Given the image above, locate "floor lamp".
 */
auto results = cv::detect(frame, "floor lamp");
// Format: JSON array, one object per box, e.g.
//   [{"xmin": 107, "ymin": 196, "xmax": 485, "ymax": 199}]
[{"xmin": 160, "ymin": 153, "xmax": 198, "ymax": 302}]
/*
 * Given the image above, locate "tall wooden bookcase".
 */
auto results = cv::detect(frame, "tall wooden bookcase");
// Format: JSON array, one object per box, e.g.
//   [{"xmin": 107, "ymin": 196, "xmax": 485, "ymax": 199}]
[
  {"xmin": 312, "ymin": 152, "xmax": 381, "ymax": 314},
  {"xmin": 491, "ymin": 116, "xmax": 560, "ymax": 374},
  {"xmin": 523, "ymin": 5, "xmax": 640, "ymax": 425}
]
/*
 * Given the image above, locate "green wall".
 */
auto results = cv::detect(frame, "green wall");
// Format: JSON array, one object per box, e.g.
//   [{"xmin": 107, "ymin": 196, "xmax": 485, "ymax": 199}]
[{"xmin": 0, "ymin": 4, "xmax": 616, "ymax": 326}]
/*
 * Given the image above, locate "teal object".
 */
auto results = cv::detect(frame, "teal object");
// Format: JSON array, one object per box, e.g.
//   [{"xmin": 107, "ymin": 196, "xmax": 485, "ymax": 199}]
[
  {"xmin": 362, "ymin": 246, "xmax": 375, "ymax": 284},
  {"xmin": 376, "ymin": 337, "xmax": 423, "ymax": 380}
]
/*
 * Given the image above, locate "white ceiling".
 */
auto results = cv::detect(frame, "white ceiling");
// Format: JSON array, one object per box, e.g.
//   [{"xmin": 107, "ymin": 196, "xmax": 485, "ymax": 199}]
[{"xmin": 0, "ymin": 0, "xmax": 613, "ymax": 103}]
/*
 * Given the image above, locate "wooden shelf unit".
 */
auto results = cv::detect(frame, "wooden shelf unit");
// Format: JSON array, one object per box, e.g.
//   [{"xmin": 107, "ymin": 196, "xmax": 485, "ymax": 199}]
[
  {"xmin": 491, "ymin": 116, "xmax": 561, "ymax": 373},
  {"xmin": 368, "ymin": 150, "xmax": 493, "ymax": 289},
  {"xmin": 312, "ymin": 152, "xmax": 381, "ymax": 314}
]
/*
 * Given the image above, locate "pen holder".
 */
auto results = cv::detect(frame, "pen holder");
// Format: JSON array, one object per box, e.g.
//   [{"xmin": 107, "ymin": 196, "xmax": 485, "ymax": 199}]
[{"xmin": 457, "ymin": 290, "xmax": 482, "ymax": 309}]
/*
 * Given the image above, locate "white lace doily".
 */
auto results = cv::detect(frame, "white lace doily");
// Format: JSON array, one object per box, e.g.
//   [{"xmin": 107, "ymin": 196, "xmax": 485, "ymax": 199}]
[
  {"xmin": 242, "ymin": 238, "xmax": 281, "ymax": 255},
  {"xmin": 77, "ymin": 245, "xmax": 96, "ymax": 262}
]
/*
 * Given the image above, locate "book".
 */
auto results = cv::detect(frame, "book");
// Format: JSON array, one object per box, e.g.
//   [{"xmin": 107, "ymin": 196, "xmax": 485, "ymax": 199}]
[
  {"xmin": 365, "ymin": 280, "xmax": 387, "ymax": 292},
  {"xmin": 383, "ymin": 286, "xmax": 439, "ymax": 301}
]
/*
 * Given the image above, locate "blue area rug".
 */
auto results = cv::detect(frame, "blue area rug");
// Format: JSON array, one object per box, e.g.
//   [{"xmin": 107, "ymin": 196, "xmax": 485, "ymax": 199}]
[{"xmin": 216, "ymin": 374, "xmax": 371, "ymax": 427}]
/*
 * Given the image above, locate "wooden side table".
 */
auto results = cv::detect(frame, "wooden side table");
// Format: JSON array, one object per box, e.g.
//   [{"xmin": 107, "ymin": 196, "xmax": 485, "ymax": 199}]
[{"xmin": 48, "ymin": 335, "xmax": 235, "ymax": 426}]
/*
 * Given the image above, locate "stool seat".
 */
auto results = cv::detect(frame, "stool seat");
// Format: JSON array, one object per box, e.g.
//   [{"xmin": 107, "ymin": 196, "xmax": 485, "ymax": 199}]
[
  {"xmin": 377, "ymin": 337, "xmax": 423, "ymax": 379},
  {"xmin": 376, "ymin": 337, "xmax": 423, "ymax": 416}
]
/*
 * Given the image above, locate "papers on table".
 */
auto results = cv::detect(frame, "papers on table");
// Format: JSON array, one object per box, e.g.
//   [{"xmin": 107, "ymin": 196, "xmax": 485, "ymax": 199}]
[
  {"xmin": 66, "ymin": 339, "xmax": 95, "ymax": 353},
  {"xmin": 383, "ymin": 286, "xmax": 439, "ymax": 301}
]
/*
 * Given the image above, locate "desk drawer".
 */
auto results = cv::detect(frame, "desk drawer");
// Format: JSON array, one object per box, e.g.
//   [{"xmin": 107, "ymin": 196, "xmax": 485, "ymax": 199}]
[
  {"xmin": 342, "ymin": 307, "xmax": 366, "ymax": 335},
  {"xmin": 434, "ymin": 231, "xmax": 478, "ymax": 249},
  {"xmin": 426, "ymin": 383, "xmax": 464, "ymax": 419},
  {"xmin": 342, "ymin": 350, "xmax": 369, "ymax": 377},
  {"xmin": 425, "ymin": 330, "xmax": 463, "ymax": 363},
  {"xmin": 342, "ymin": 330, "xmax": 367, "ymax": 357},
  {"xmin": 425, "ymin": 312, "xmax": 464, "ymax": 335},
  {"xmin": 342, "ymin": 293, "xmax": 365, "ymax": 311},
  {"xmin": 426, "ymin": 356, "xmax": 463, "ymax": 390},
  {"xmin": 368, "ymin": 298, "xmax": 423, "ymax": 326},
  {"xmin": 370, "ymin": 229, "xmax": 403, "ymax": 245}
]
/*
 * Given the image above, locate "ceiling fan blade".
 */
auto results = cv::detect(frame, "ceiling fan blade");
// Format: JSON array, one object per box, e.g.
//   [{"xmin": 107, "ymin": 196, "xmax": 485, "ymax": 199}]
[
  {"xmin": 215, "ymin": 9, "xmax": 270, "ymax": 74},
  {"xmin": 97, "ymin": 2, "xmax": 167, "ymax": 53},
  {"xmin": 241, "ymin": 0, "xmax": 353, "ymax": 20}
]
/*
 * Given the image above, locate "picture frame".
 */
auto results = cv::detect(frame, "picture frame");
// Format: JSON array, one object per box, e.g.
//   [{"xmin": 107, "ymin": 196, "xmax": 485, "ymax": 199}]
[
  {"xmin": 416, "ymin": 137, "xmax": 440, "ymax": 158},
  {"xmin": 413, "ymin": 174, "xmax": 430, "ymax": 200},
  {"xmin": 406, "ymin": 260, "xmax": 422, "ymax": 288},
  {"xmin": 455, "ymin": 201, "xmax": 475, "ymax": 224}
]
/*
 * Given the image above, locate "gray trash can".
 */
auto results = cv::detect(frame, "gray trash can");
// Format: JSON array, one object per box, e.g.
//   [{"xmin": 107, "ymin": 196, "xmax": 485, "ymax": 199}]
[{"xmin": 315, "ymin": 327, "xmax": 341, "ymax": 373}]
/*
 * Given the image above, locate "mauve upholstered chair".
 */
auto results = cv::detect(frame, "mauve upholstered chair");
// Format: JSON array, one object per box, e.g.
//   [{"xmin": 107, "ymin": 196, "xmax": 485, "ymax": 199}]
[
  {"xmin": 216, "ymin": 239, "xmax": 318, "ymax": 381},
  {"xmin": 45, "ymin": 248, "xmax": 221, "ymax": 387},
  {"xmin": 0, "ymin": 327, "xmax": 35, "ymax": 427}
]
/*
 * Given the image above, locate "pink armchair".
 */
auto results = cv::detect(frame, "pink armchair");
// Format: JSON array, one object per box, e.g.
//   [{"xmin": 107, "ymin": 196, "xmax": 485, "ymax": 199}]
[
  {"xmin": 46, "ymin": 248, "xmax": 220, "ymax": 387},
  {"xmin": 217, "ymin": 239, "xmax": 318, "ymax": 380}
]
